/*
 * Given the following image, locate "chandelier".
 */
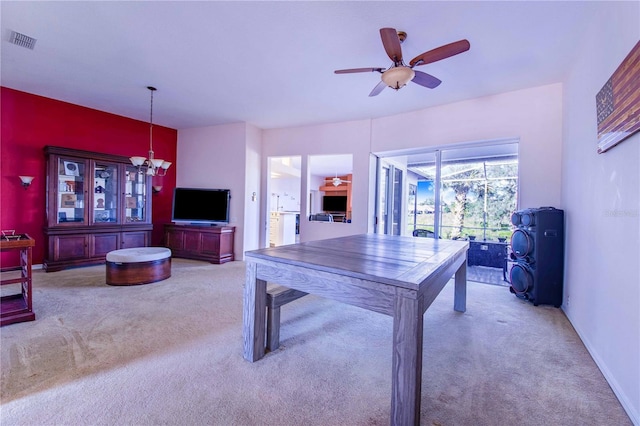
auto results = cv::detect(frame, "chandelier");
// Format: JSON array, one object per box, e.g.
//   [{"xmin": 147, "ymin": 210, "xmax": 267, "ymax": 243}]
[{"xmin": 130, "ymin": 86, "xmax": 172, "ymax": 176}]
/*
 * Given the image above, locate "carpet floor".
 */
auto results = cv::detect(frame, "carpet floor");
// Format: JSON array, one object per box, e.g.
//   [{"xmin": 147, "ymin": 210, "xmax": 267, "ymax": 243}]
[{"xmin": 0, "ymin": 259, "xmax": 631, "ymax": 425}]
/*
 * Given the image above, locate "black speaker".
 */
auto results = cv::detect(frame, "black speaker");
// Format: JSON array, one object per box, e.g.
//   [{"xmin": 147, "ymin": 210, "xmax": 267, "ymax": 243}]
[{"xmin": 508, "ymin": 207, "xmax": 564, "ymax": 307}]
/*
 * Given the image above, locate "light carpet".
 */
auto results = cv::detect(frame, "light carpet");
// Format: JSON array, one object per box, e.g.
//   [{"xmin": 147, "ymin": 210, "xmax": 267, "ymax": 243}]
[{"xmin": 0, "ymin": 259, "xmax": 631, "ymax": 425}]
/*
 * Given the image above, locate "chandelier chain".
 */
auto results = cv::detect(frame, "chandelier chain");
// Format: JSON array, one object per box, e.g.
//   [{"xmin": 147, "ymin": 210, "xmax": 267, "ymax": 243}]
[
  {"xmin": 149, "ymin": 87, "xmax": 154, "ymax": 152},
  {"xmin": 129, "ymin": 86, "xmax": 170, "ymax": 177}
]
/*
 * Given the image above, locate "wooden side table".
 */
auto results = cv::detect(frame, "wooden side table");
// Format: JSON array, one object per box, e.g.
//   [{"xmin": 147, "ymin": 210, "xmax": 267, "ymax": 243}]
[{"xmin": 1, "ymin": 234, "xmax": 36, "ymax": 326}]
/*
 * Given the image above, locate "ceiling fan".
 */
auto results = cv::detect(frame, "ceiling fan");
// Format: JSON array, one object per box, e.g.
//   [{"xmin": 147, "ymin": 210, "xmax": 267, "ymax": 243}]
[
  {"xmin": 326, "ymin": 174, "xmax": 351, "ymax": 187},
  {"xmin": 335, "ymin": 28, "xmax": 470, "ymax": 97}
]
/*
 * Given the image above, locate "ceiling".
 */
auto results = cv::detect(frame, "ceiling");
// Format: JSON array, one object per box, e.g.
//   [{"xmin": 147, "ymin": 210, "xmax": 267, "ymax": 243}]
[{"xmin": 1, "ymin": 1, "xmax": 613, "ymax": 131}]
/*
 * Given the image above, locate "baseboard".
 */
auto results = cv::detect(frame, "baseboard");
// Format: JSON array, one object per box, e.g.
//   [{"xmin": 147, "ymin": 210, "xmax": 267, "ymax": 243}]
[{"xmin": 563, "ymin": 307, "xmax": 639, "ymax": 425}]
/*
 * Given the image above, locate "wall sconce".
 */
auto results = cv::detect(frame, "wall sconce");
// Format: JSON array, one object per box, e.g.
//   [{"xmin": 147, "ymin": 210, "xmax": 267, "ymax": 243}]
[
  {"xmin": 152, "ymin": 185, "xmax": 162, "ymax": 193},
  {"xmin": 19, "ymin": 176, "xmax": 34, "ymax": 189}
]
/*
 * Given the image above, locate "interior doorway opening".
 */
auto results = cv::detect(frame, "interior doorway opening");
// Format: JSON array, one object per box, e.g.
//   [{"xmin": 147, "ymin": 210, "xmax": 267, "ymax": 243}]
[{"xmin": 267, "ymin": 156, "xmax": 301, "ymax": 247}]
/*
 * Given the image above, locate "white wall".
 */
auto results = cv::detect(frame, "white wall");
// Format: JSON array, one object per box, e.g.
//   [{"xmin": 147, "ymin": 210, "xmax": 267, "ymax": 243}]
[
  {"xmin": 371, "ymin": 83, "xmax": 563, "ymax": 210},
  {"xmin": 261, "ymin": 84, "xmax": 563, "ymax": 244},
  {"xmin": 262, "ymin": 119, "xmax": 372, "ymax": 244},
  {"xmin": 260, "ymin": 85, "xmax": 563, "ymax": 245},
  {"xmin": 244, "ymin": 123, "xmax": 262, "ymax": 253},
  {"xmin": 177, "ymin": 122, "xmax": 250, "ymax": 259},
  {"xmin": 561, "ymin": 4, "xmax": 639, "ymax": 422},
  {"xmin": 270, "ymin": 177, "xmax": 301, "ymax": 212}
]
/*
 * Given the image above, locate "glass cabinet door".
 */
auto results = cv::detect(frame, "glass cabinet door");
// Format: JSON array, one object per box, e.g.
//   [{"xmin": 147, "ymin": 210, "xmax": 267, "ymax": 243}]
[
  {"xmin": 92, "ymin": 162, "xmax": 119, "ymax": 224},
  {"xmin": 124, "ymin": 166, "xmax": 147, "ymax": 223},
  {"xmin": 56, "ymin": 157, "xmax": 87, "ymax": 224}
]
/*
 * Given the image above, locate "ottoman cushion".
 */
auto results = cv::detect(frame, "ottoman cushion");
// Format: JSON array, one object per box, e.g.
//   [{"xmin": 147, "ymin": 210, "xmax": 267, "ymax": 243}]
[
  {"xmin": 106, "ymin": 247, "xmax": 171, "ymax": 263},
  {"xmin": 106, "ymin": 247, "xmax": 172, "ymax": 286}
]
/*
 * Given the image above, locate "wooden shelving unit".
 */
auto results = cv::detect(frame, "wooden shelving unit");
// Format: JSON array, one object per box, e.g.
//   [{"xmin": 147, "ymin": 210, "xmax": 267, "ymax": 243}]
[{"xmin": 1, "ymin": 234, "xmax": 35, "ymax": 326}]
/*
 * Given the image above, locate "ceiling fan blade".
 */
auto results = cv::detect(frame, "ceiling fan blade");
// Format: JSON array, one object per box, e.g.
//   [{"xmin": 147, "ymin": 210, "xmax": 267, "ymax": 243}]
[
  {"xmin": 335, "ymin": 67, "xmax": 384, "ymax": 74},
  {"xmin": 412, "ymin": 70, "xmax": 442, "ymax": 89},
  {"xmin": 380, "ymin": 28, "xmax": 403, "ymax": 63},
  {"xmin": 409, "ymin": 39, "xmax": 470, "ymax": 67},
  {"xmin": 369, "ymin": 80, "xmax": 387, "ymax": 97}
]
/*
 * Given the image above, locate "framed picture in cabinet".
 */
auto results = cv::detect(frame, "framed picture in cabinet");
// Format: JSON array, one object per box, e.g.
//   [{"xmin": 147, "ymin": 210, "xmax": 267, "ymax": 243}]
[
  {"xmin": 63, "ymin": 161, "xmax": 80, "ymax": 176},
  {"xmin": 60, "ymin": 193, "xmax": 76, "ymax": 208},
  {"xmin": 95, "ymin": 210, "xmax": 110, "ymax": 222},
  {"xmin": 94, "ymin": 196, "xmax": 106, "ymax": 210}
]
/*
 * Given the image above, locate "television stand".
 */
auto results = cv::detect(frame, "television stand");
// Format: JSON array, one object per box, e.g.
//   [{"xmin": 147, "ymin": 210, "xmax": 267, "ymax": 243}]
[{"xmin": 164, "ymin": 224, "xmax": 235, "ymax": 264}]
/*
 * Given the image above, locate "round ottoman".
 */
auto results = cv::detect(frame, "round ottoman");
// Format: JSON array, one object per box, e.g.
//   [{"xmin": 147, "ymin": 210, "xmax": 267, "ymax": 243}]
[{"xmin": 106, "ymin": 247, "xmax": 172, "ymax": 286}]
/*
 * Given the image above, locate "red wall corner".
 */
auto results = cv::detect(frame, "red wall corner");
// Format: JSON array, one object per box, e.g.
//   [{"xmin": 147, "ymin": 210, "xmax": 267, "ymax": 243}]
[{"xmin": 1, "ymin": 87, "xmax": 178, "ymax": 267}]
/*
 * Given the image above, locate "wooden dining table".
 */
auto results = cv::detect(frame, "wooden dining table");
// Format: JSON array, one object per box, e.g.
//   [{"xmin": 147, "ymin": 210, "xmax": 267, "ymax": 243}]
[{"xmin": 242, "ymin": 233, "xmax": 469, "ymax": 426}]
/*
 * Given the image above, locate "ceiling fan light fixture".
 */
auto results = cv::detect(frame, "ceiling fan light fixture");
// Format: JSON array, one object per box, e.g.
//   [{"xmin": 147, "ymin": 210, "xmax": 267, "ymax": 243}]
[
  {"xmin": 336, "ymin": 28, "xmax": 470, "ymax": 96},
  {"xmin": 381, "ymin": 66, "xmax": 415, "ymax": 90}
]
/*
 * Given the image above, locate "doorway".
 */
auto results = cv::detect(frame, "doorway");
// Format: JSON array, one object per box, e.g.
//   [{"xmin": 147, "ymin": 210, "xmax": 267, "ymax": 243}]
[{"xmin": 267, "ymin": 156, "xmax": 301, "ymax": 247}]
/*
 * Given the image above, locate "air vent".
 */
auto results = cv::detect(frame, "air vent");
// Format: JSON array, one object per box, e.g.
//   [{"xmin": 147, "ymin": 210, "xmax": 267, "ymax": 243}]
[{"xmin": 9, "ymin": 31, "xmax": 37, "ymax": 50}]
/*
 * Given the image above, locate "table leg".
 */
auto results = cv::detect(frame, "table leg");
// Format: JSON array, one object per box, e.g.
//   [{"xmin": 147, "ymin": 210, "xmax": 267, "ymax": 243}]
[
  {"xmin": 391, "ymin": 294, "xmax": 423, "ymax": 426},
  {"xmin": 454, "ymin": 259, "xmax": 467, "ymax": 312},
  {"xmin": 242, "ymin": 262, "xmax": 267, "ymax": 362}
]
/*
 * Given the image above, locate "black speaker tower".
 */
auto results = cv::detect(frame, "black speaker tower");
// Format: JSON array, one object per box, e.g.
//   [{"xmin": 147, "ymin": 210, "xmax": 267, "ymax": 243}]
[{"xmin": 509, "ymin": 207, "xmax": 565, "ymax": 307}]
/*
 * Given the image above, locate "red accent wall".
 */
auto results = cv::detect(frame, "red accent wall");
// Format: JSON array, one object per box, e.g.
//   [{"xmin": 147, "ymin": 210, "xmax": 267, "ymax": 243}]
[{"xmin": 1, "ymin": 87, "xmax": 177, "ymax": 267}]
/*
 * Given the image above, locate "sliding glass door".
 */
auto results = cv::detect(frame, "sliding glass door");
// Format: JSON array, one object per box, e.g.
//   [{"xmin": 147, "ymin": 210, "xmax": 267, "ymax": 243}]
[
  {"xmin": 376, "ymin": 160, "xmax": 403, "ymax": 235},
  {"xmin": 407, "ymin": 151, "xmax": 438, "ymax": 237},
  {"xmin": 437, "ymin": 146, "xmax": 518, "ymax": 241},
  {"xmin": 378, "ymin": 140, "xmax": 519, "ymax": 241}
]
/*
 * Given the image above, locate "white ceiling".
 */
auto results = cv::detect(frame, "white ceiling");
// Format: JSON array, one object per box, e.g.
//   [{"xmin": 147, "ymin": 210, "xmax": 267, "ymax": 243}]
[{"xmin": 0, "ymin": 1, "xmax": 615, "ymax": 131}]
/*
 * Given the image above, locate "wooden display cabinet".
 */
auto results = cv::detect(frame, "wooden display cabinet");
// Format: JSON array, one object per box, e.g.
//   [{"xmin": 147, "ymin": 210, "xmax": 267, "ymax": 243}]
[
  {"xmin": 164, "ymin": 224, "xmax": 235, "ymax": 264},
  {"xmin": 44, "ymin": 146, "xmax": 153, "ymax": 272},
  {"xmin": 1, "ymin": 234, "xmax": 35, "ymax": 326}
]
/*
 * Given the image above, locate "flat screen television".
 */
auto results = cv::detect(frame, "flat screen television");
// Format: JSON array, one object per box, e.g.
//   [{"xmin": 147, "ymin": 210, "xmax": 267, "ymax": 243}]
[
  {"xmin": 322, "ymin": 195, "xmax": 347, "ymax": 212},
  {"xmin": 172, "ymin": 188, "xmax": 230, "ymax": 225}
]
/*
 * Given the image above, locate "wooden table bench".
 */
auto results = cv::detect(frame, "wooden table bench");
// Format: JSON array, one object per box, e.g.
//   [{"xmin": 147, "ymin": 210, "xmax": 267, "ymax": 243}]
[{"xmin": 266, "ymin": 285, "xmax": 307, "ymax": 351}]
